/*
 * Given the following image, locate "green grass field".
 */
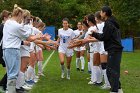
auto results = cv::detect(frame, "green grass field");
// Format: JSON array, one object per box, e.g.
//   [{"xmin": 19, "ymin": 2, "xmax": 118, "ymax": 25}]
[{"xmin": 0, "ymin": 50, "xmax": 140, "ymax": 93}]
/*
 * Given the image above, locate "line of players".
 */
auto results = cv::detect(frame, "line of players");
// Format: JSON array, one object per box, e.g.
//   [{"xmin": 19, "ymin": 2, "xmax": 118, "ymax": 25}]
[{"xmin": 0, "ymin": 4, "xmax": 58, "ymax": 93}]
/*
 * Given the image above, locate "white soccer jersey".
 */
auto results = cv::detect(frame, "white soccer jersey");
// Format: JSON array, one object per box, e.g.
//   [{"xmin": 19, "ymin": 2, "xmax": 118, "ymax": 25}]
[
  {"xmin": 30, "ymin": 27, "xmax": 42, "ymax": 53},
  {"xmin": 58, "ymin": 28, "xmax": 75, "ymax": 47},
  {"xmin": 97, "ymin": 22, "xmax": 104, "ymax": 33},
  {"xmin": 20, "ymin": 24, "xmax": 33, "ymax": 57},
  {"xmin": 96, "ymin": 22, "xmax": 107, "ymax": 54},
  {"xmin": 73, "ymin": 29, "xmax": 86, "ymax": 51},
  {"xmin": 73, "ymin": 29, "xmax": 83, "ymax": 37},
  {"xmin": 58, "ymin": 28, "xmax": 75, "ymax": 57},
  {"xmin": 87, "ymin": 26, "xmax": 98, "ymax": 52}
]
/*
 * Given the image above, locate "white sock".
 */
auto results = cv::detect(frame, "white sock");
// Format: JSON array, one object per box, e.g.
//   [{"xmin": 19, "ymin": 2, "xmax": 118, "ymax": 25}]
[
  {"xmin": 25, "ymin": 70, "xmax": 27, "ymax": 80},
  {"xmin": 90, "ymin": 53, "xmax": 94, "ymax": 81},
  {"xmin": 89, "ymin": 53, "xmax": 93, "ymax": 69},
  {"xmin": 96, "ymin": 66, "xmax": 102, "ymax": 83},
  {"xmin": 38, "ymin": 61, "xmax": 43, "ymax": 74},
  {"xmin": 91, "ymin": 66, "xmax": 97, "ymax": 82},
  {"xmin": 7, "ymin": 79, "xmax": 16, "ymax": 93},
  {"xmin": 31, "ymin": 66, "xmax": 36, "ymax": 80},
  {"xmin": 67, "ymin": 69, "xmax": 70, "ymax": 76},
  {"xmin": 88, "ymin": 62, "xmax": 91, "ymax": 71},
  {"xmin": 16, "ymin": 71, "xmax": 25, "ymax": 89},
  {"xmin": 76, "ymin": 58, "xmax": 80, "ymax": 68},
  {"xmin": 26, "ymin": 66, "xmax": 34, "ymax": 81},
  {"xmin": 61, "ymin": 64, "xmax": 65, "ymax": 73},
  {"xmin": 80, "ymin": 56, "xmax": 85, "ymax": 70},
  {"xmin": 103, "ymin": 69, "xmax": 110, "ymax": 86}
]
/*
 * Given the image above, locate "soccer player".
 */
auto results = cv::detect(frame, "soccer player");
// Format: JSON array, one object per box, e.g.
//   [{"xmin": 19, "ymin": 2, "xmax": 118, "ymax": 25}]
[
  {"xmin": 16, "ymin": 9, "xmax": 33, "ymax": 92},
  {"xmin": 85, "ymin": 14, "xmax": 102, "ymax": 85},
  {"xmin": 95, "ymin": 11, "xmax": 110, "ymax": 89},
  {"xmin": 2, "ymin": 7, "xmax": 42, "ymax": 93},
  {"xmin": 82, "ymin": 20, "xmax": 91, "ymax": 74},
  {"xmin": 73, "ymin": 22, "xmax": 86, "ymax": 71},
  {"xmin": 57, "ymin": 18, "xmax": 75, "ymax": 80}
]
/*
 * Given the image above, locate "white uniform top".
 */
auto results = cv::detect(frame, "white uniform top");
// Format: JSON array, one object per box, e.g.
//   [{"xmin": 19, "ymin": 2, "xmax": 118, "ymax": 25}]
[
  {"xmin": 86, "ymin": 26, "xmax": 98, "ymax": 52},
  {"xmin": 3, "ymin": 19, "xmax": 31, "ymax": 49},
  {"xmin": 21, "ymin": 24, "xmax": 33, "ymax": 51},
  {"xmin": 96, "ymin": 22, "xmax": 107, "ymax": 54},
  {"xmin": 73, "ymin": 29, "xmax": 83, "ymax": 37},
  {"xmin": 97, "ymin": 22, "xmax": 104, "ymax": 33},
  {"xmin": 73, "ymin": 29, "xmax": 86, "ymax": 51},
  {"xmin": 29, "ymin": 27, "xmax": 41, "ymax": 53},
  {"xmin": 58, "ymin": 28, "xmax": 75, "ymax": 48},
  {"xmin": 20, "ymin": 24, "xmax": 33, "ymax": 57},
  {"xmin": 58, "ymin": 28, "xmax": 75, "ymax": 56},
  {"xmin": 35, "ymin": 29, "xmax": 42, "ymax": 52}
]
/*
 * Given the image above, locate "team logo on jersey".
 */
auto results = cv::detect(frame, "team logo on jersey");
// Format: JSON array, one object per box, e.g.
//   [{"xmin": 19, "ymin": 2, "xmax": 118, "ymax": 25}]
[{"xmin": 60, "ymin": 35, "xmax": 70, "ymax": 43}]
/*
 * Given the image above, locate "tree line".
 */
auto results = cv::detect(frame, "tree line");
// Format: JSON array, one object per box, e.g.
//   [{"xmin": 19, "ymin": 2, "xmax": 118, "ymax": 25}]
[{"xmin": 0, "ymin": 0, "xmax": 140, "ymax": 38}]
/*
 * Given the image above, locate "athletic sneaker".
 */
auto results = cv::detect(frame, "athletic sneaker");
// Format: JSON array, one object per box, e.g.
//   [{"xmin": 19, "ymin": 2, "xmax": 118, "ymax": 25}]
[
  {"xmin": 118, "ymin": 88, "xmax": 123, "ymax": 93},
  {"xmin": 38, "ymin": 73, "xmax": 45, "ymax": 77},
  {"xmin": 81, "ymin": 69, "xmax": 84, "ymax": 72},
  {"xmin": 94, "ymin": 82, "xmax": 103, "ymax": 86},
  {"xmin": 88, "ymin": 81, "xmax": 94, "ymax": 85},
  {"xmin": 24, "ymin": 82, "xmax": 33, "ymax": 88},
  {"xmin": 77, "ymin": 68, "xmax": 80, "ymax": 71},
  {"xmin": 35, "ymin": 75, "xmax": 39, "ymax": 79},
  {"xmin": 0, "ymin": 86, "xmax": 5, "ymax": 93},
  {"xmin": 5, "ymin": 90, "xmax": 8, "ymax": 93},
  {"xmin": 101, "ymin": 84, "xmax": 111, "ymax": 90},
  {"xmin": 16, "ymin": 87, "xmax": 25, "ymax": 93},
  {"xmin": 25, "ymin": 80, "xmax": 35, "ymax": 85},
  {"xmin": 22, "ymin": 85, "xmax": 32, "ymax": 90},
  {"xmin": 67, "ymin": 74, "xmax": 70, "ymax": 80},
  {"xmin": 61, "ymin": 72, "xmax": 65, "ymax": 79}
]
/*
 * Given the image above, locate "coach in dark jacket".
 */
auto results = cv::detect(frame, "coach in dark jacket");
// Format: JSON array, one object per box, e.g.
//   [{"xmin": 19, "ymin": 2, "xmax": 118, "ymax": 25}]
[{"xmin": 92, "ymin": 6, "xmax": 123, "ymax": 93}]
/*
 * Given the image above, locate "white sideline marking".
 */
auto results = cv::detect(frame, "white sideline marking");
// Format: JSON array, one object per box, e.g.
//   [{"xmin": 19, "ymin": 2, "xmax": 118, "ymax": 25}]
[{"xmin": 43, "ymin": 50, "xmax": 55, "ymax": 70}]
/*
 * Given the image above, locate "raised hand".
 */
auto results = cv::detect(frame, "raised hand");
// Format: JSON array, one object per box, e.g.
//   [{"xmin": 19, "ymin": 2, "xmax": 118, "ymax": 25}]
[{"xmin": 43, "ymin": 33, "xmax": 51, "ymax": 41}]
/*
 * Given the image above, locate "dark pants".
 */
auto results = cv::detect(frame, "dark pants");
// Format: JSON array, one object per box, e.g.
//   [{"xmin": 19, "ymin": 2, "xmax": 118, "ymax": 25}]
[
  {"xmin": 0, "ymin": 73, "xmax": 7, "ymax": 90},
  {"xmin": 107, "ymin": 51, "xmax": 122, "ymax": 92},
  {"xmin": 0, "ymin": 46, "xmax": 7, "ymax": 90}
]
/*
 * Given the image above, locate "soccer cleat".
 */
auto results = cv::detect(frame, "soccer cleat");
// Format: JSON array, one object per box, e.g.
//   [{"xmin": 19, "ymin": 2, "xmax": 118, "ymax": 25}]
[
  {"xmin": 5, "ymin": 90, "xmax": 8, "ymax": 93},
  {"xmin": 22, "ymin": 85, "xmax": 32, "ymax": 90},
  {"xmin": 35, "ymin": 75, "xmax": 39, "ymax": 79},
  {"xmin": 77, "ymin": 68, "xmax": 80, "ymax": 71},
  {"xmin": 16, "ymin": 87, "xmax": 25, "ymax": 93},
  {"xmin": 67, "ymin": 75, "xmax": 70, "ymax": 80},
  {"xmin": 101, "ymin": 84, "xmax": 111, "ymax": 90},
  {"xmin": 24, "ymin": 83, "xmax": 33, "ymax": 88},
  {"xmin": 118, "ymin": 88, "xmax": 123, "ymax": 93},
  {"xmin": 81, "ymin": 69, "xmax": 84, "ymax": 72},
  {"xmin": 94, "ymin": 82, "xmax": 103, "ymax": 86},
  {"xmin": 61, "ymin": 72, "xmax": 65, "ymax": 79},
  {"xmin": 25, "ymin": 80, "xmax": 35, "ymax": 85},
  {"xmin": 38, "ymin": 73, "xmax": 45, "ymax": 77},
  {"xmin": 88, "ymin": 81, "xmax": 94, "ymax": 85},
  {"xmin": 34, "ymin": 78, "xmax": 39, "ymax": 83}
]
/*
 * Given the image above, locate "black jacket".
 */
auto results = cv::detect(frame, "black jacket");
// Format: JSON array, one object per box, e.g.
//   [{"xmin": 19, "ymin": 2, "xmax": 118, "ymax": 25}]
[
  {"xmin": 0, "ymin": 23, "xmax": 4, "ymax": 42},
  {"xmin": 92, "ymin": 16, "xmax": 123, "ymax": 53},
  {"xmin": 0, "ymin": 23, "xmax": 4, "ymax": 64}
]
